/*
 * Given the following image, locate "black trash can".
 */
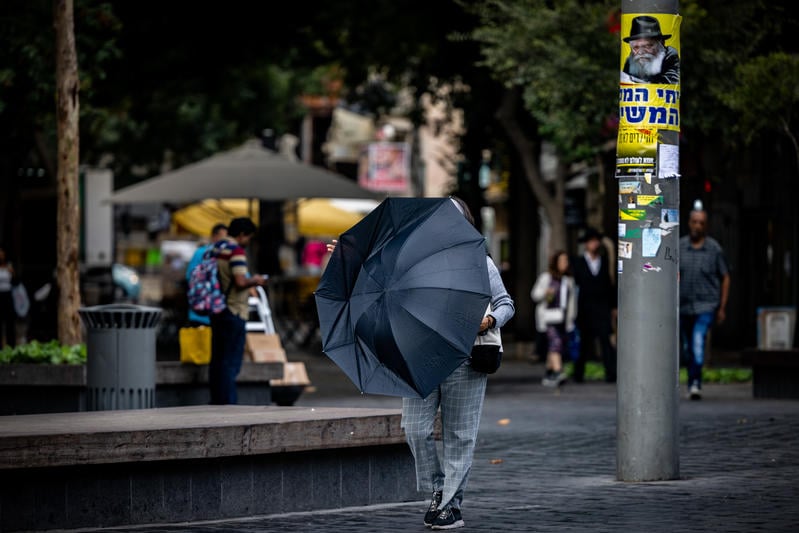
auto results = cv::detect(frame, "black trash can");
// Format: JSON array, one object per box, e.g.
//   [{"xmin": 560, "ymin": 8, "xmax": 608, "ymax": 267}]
[{"xmin": 78, "ymin": 303, "xmax": 162, "ymax": 410}]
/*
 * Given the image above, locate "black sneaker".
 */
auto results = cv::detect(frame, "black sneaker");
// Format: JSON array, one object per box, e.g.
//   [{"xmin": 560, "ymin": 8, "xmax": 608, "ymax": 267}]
[
  {"xmin": 431, "ymin": 506, "xmax": 464, "ymax": 530},
  {"xmin": 423, "ymin": 491, "xmax": 443, "ymax": 527}
]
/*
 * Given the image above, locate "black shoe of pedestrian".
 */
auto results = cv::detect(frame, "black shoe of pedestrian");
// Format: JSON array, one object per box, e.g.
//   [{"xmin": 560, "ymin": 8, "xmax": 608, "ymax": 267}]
[
  {"xmin": 431, "ymin": 507, "xmax": 464, "ymax": 530},
  {"xmin": 423, "ymin": 491, "xmax": 443, "ymax": 527}
]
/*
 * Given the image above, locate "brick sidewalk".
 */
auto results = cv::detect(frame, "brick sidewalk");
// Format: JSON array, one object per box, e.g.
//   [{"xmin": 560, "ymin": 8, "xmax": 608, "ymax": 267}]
[{"xmin": 86, "ymin": 353, "xmax": 799, "ymax": 533}]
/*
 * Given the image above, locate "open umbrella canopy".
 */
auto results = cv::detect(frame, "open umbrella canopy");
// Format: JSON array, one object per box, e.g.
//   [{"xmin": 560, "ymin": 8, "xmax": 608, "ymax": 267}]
[
  {"xmin": 108, "ymin": 139, "xmax": 380, "ymax": 204},
  {"xmin": 315, "ymin": 197, "xmax": 491, "ymax": 398}
]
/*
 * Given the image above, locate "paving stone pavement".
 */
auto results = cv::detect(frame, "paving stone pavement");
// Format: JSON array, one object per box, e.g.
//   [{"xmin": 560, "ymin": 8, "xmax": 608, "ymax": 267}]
[{"xmin": 72, "ymin": 352, "xmax": 799, "ymax": 533}]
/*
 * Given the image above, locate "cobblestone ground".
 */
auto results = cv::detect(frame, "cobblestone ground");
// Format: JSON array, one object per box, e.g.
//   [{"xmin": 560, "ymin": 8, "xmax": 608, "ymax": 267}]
[{"xmin": 87, "ymin": 359, "xmax": 799, "ymax": 533}]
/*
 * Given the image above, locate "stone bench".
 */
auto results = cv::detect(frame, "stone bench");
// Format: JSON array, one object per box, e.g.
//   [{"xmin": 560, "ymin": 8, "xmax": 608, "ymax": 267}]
[
  {"xmin": 744, "ymin": 348, "xmax": 799, "ymax": 399},
  {"xmin": 0, "ymin": 405, "xmax": 419, "ymax": 531}
]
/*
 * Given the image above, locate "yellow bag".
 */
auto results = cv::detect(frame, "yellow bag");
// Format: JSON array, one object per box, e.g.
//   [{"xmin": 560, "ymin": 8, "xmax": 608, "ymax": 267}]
[{"xmin": 179, "ymin": 326, "xmax": 212, "ymax": 365}]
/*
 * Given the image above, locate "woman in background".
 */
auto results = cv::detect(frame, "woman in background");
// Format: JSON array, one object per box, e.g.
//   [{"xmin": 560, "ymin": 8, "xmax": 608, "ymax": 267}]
[{"xmin": 531, "ymin": 250, "xmax": 576, "ymax": 387}]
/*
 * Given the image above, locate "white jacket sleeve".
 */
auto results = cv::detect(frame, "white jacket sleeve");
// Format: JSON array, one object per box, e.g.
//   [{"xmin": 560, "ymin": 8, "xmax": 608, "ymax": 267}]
[{"xmin": 531, "ymin": 272, "xmax": 551, "ymax": 303}]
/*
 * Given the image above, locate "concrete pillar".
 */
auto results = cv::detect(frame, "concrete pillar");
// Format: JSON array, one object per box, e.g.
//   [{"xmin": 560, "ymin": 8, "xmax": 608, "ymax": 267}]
[{"xmin": 616, "ymin": 0, "xmax": 681, "ymax": 481}]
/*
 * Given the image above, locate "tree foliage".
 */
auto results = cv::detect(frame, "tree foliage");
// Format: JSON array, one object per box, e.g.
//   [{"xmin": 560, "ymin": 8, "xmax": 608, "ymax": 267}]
[
  {"xmin": 0, "ymin": 1, "xmax": 121, "ymax": 175},
  {"xmin": 0, "ymin": 1, "xmax": 494, "ymax": 185},
  {"xmin": 3, "ymin": 0, "xmax": 797, "ymax": 188},
  {"xmin": 469, "ymin": 0, "xmax": 619, "ymax": 163},
  {"xmin": 721, "ymin": 53, "xmax": 799, "ymax": 170},
  {"xmin": 467, "ymin": 0, "xmax": 798, "ymax": 165},
  {"xmin": 462, "ymin": 0, "xmax": 799, "ymax": 251},
  {"xmin": 76, "ymin": 3, "xmax": 343, "ymax": 186},
  {"xmin": 462, "ymin": 0, "xmax": 620, "ymax": 251},
  {"xmin": 679, "ymin": 0, "xmax": 797, "ymax": 138}
]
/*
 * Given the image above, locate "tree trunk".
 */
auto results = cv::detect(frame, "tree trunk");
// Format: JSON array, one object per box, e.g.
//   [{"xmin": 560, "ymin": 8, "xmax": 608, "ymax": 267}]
[
  {"xmin": 54, "ymin": 0, "xmax": 82, "ymax": 344},
  {"xmin": 495, "ymin": 87, "xmax": 567, "ymax": 254}
]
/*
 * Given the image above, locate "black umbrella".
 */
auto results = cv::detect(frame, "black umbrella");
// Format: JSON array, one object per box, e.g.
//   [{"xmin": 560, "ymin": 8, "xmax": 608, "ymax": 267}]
[{"xmin": 315, "ymin": 197, "xmax": 491, "ymax": 398}]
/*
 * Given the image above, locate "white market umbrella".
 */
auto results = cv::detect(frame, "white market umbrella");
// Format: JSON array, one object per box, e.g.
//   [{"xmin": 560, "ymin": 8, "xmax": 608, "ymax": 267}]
[{"xmin": 108, "ymin": 139, "xmax": 380, "ymax": 204}]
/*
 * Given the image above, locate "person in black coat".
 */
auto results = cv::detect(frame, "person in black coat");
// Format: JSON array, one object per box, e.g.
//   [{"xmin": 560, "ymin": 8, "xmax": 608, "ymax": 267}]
[{"xmin": 572, "ymin": 228, "xmax": 617, "ymax": 383}]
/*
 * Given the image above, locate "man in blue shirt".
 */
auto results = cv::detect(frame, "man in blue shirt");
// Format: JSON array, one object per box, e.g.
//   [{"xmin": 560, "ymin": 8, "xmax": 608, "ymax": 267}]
[{"xmin": 185, "ymin": 223, "xmax": 227, "ymax": 326}]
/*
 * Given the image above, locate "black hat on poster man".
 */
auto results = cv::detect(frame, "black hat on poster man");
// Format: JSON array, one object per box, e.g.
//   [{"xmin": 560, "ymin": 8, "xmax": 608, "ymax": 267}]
[
  {"xmin": 623, "ymin": 15, "xmax": 672, "ymax": 43},
  {"xmin": 578, "ymin": 227, "xmax": 604, "ymax": 243}
]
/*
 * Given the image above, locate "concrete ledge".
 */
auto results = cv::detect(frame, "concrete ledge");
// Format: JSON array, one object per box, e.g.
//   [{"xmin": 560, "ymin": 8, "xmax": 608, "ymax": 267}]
[
  {"xmin": 0, "ymin": 405, "xmax": 406, "ymax": 469},
  {"xmin": 0, "ymin": 362, "xmax": 285, "ymax": 414},
  {"xmin": 157, "ymin": 361, "xmax": 284, "ymax": 384},
  {"xmin": 0, "ymin": 363, "xmax": 86, "ymax": 386},
  {"xmin": 0, "ymin": 361, "xmax": 283, "ymax": 387},
  {"xmin": 0, "ymin": 406, "xmax": 420, "ymax": 531},
  {"xmin": 2, "ymin": 446, "xmax": 418, "ymax": 532}
]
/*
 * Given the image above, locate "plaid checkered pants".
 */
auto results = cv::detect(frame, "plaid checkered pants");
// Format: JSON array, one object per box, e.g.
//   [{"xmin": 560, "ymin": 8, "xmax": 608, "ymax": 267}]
[{"xmin": 401, "ymin": 362, "xmax": 487, "ymax": 510}]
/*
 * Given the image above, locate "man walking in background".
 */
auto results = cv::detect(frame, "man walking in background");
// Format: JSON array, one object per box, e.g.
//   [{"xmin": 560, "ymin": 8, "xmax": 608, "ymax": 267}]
[{"xmin": 680, "ymin": 204, "xmax": 730, "ymax": 400}]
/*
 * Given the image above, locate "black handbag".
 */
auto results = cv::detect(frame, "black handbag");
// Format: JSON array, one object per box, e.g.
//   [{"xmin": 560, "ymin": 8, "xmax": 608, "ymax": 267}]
[
  {"xmin": 470, "ymin": 305, "xmax": 503, "ymax": 374},
  {"xmin": 470, "ymin": 343, "xmax": 502, "ymax": 374}
]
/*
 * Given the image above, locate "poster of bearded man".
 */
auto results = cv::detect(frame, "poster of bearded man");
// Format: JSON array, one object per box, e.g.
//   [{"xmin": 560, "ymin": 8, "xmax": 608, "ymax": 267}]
[{"xmin": 620, "ymin": 15, "xmax": 680, "ymax": 85}]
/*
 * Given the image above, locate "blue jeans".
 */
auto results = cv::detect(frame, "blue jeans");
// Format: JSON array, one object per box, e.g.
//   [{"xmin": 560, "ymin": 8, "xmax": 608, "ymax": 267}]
[
  {"xmin": 680, "ymin": 312, "xmax": 714, "ymax": 388},
  {"xmin": 209, "ymin": 309, "xmax": 246, "ymax": 404}
]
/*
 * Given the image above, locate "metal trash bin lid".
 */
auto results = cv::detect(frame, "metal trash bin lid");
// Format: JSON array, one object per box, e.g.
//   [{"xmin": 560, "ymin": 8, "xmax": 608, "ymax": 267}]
[{"xmin": 78, "ymin": 303, "xmax": 162, "ymax": 329}]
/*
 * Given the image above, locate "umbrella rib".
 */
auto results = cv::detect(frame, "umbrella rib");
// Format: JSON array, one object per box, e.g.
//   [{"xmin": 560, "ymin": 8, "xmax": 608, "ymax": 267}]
[
  {"xmin": 354, "ymin": 336, "xmax": 420, "ymax": 397},
  {"xmin": 393, "ymin": 238, "xmax": 484, "ymax": 268},
  {"xmin": 393, "ymin": 273, "xmax": 491, "ymax": 294},
  {"xmin": 350, "ymin": 262, "xmax": 387, "ymax": 297},
  {"xmin": 394, "ymin": 298, "xmax": 478, "ymax": 353}
]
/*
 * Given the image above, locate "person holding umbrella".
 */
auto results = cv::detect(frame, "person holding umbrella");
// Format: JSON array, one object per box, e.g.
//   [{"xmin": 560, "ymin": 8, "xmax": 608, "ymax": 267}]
[{"xmin": 323, "ymin": 197, "xmax": 515, "ymax": 529}]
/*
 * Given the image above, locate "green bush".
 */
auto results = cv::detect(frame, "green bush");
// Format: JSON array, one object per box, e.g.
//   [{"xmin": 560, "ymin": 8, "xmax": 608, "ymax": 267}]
[
  {"xmin": 689, "ymin": 367, "xmax": 752, "ymax": 384},
  {"xmin": 564, "ymin": 361, "xmax": 752, "ymax": 383},
  {"xmin": 0, "ymin": 340, "xmax": 87, "ymax": 365}
]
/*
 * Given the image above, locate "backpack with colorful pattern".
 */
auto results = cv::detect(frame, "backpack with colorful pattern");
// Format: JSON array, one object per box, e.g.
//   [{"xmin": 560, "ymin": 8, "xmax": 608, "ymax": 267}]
[{"xmin": 186, "ymin": 247, "xmax": 228, "ymax": 316}]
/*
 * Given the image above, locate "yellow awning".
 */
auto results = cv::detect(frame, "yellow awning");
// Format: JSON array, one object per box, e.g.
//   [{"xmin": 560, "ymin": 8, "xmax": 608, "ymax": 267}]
[
  {"xmin": 172, "ymin": 198, "xmax": 372, "ymax": 238},
  {"xmin": 172, "ymin": 199, "xmax": 259, "ymax": 237},
  {"xmin": 294, "ymin": 198, "xmax": 367, "ymax": 237}
]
